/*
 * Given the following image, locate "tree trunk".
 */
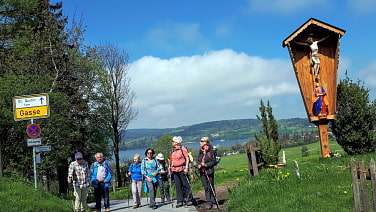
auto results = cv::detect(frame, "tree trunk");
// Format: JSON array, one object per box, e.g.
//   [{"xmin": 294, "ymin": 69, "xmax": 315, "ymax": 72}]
[{"xmin": 57, "ymin": 160, "xmax": 68, "ymax": 194}]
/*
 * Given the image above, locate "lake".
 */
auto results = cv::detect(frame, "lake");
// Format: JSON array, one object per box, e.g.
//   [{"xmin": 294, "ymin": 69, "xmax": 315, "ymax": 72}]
[{"xmin": 109, "ymin": 138, "xmax": 252, "ymax": 162}]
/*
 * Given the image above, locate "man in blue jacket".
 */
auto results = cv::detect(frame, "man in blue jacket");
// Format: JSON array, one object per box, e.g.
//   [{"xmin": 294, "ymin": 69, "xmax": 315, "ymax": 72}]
[{"xmin": 91, "ymin": 153, "xmax": 112, "ymax": 212}]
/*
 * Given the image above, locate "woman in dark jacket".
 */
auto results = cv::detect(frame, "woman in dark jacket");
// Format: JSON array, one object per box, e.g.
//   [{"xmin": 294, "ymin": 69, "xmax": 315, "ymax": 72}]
[{"xmin": 197, "ymin": 137, "xmax": 218, "ymax": 210}]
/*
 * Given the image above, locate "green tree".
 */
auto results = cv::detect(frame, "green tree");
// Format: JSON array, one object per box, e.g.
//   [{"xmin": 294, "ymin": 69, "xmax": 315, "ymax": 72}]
[
  {"xmin": 255, "ymin": 100, "xmax": 281, "ymax": 167},
  {"xmin": 95, "ymin": 43, "xmax": 137, "ymax": 187},
  {"xmin": 301, "ymin": 146, "xmax": 309, "ymax": 157},
  {"xmin": 0, "ymin": 0, "xmax": 111, "ymax": 193},
  {"xmin": 153, "ymin": 134, "xmax": 173, "ymax": 163},
  {"xmin": 331, "ymin": 73, "xmax": 376, "ymax": 155}
]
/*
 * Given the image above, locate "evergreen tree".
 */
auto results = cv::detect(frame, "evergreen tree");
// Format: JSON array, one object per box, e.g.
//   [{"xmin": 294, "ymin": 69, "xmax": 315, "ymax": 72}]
[
  {"xmin": 255, "ymin": 100, "xmax": 281, "ymax": 167},
  {"xmin": 331, "ymin": 73, "xmax": 376, "ymax": 155}
]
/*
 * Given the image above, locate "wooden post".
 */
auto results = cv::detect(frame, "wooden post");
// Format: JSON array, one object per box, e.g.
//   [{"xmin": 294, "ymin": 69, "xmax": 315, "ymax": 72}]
[
  {"xmin": 317, "ymin": 122, "xmax": 330, "ymax": 156},
  {"xmin": 359, "ymin": 160, "xmax": 370, "ymax": 212},
  {"xmin": 370, "ymin": 159, "xmax": 376, "ymax": 212},
  {"xmin": 250, "ymin": 146, "xmax": 259, "ymax": 177},
  {"xmin": 350, "ymin": 158, "xmax": 362, "ymax": 212},
  {"xmin": 245, "ymin": 143, "xmax": 259, "ymax": 177}
]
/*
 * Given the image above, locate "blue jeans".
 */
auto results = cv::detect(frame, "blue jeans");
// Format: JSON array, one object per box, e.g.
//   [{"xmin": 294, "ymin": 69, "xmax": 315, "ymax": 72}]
[{"xmin": 94, "ymin": 183, "xmax": 110, "ymax": 209}]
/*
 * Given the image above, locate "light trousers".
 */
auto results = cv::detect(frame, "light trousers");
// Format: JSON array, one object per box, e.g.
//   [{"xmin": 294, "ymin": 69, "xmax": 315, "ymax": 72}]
[
  {"xmin": 73, "ymin": 186, "xmax": 89, "ymax": 211},
  {"xmin": 131, "ymin": 180, "xmax": 142, "ymax": 205}
]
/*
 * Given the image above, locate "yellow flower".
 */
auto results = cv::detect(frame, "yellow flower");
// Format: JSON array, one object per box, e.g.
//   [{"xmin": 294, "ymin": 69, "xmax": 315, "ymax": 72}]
[
  {"xmin": 279, "ymin": 171, "xmax": 283, "ymax": 174},
  {"xmin": 240, "ymin": 169, "xmax": 244, "ymax": 171},
  {"xmin": 337, "ymin": 186, "xmax": 341, "ymax": 188},
  {"xmin": 343, "ymin": 191, "xmax": 348, "ymax": 194},
  {"xmin": 236, "ymin": 178, "xmax": 240, "ymax": 181}
]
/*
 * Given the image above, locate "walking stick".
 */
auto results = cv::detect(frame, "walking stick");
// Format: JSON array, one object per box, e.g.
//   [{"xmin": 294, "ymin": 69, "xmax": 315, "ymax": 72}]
[
  {"xmin": 184, "ymin": 173, "xmax": 193, "ymax": 198},
  {"xmin": 127, "ymin": 177, "xmax": 131, "ymax": 207},
  {"xmin": 204, "ymin": 170, "xmax": 220, "ymax": 210}
]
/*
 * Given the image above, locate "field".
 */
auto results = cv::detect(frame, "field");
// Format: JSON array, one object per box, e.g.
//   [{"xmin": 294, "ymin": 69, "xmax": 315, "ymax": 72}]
[{"xmin": 223, "ymin": 141, "xmax": 369, "ymax": 212}]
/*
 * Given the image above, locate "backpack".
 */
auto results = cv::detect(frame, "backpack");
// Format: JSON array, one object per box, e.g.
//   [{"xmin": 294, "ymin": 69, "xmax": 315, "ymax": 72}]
[
  {"xmin": 180, "ymin": 146, "xmax": 194, "ymax": 163},
  {"xmin": 210, "ymin": 146, "xmax": 221, "ymax": 166}
]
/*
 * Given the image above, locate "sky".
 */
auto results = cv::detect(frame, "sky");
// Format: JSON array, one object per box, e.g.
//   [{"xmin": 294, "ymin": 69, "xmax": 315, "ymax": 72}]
[{"xmin": 59, "ymin": 0, "xmax": 376, "ymax": 129}]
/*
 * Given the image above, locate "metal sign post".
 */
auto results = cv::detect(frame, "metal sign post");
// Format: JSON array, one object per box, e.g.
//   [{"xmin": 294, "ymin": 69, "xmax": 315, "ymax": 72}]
[
  {"xmin": 12, "ymin": 93, "xmax": 51, "ymax": 189},
  {"xmin": 33, "ymin": 145, "xmax": 37, "ymax": 189}
]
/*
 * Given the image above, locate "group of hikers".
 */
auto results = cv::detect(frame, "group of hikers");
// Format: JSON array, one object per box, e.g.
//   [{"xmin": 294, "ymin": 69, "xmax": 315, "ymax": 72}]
[{"xmin": 67, "ymin": 136, "xmax": 219, "ymax": 212}]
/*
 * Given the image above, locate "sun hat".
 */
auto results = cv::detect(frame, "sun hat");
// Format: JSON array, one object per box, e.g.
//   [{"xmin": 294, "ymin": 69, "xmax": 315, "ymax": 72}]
[
  {"xmin": 172, "ymin": 136, "xmax": 183, "ymax": 143},
  {"xmin": 156, "ymin": 153, "xmax": 164, "ymax": 160},
  {"xmin": 75, "ymin": 152, "xmax": 83, "ymax": 159}
]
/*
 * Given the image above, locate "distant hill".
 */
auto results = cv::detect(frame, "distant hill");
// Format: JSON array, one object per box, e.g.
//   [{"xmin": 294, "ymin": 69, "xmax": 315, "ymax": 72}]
[{"xmin": 122, "ymin": 118, "xmax": 314, "ymax": 149}]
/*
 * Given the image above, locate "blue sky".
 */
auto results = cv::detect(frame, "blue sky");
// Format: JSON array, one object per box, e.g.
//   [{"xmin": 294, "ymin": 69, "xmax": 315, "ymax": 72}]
[{"xmin": 60, "ymin": 0, "xmax": 376, "ymax": 129}]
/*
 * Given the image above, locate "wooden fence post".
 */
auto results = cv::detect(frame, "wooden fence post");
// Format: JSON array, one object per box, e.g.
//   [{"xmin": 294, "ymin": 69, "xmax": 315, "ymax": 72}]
[
  {"xmin": 245, "ymin": 143, "xmax": 259, "ymax": 177},
  {"xmin": 370, "ymin": 159, "xmax": 376, "ymax": 212},
  {"xmin": 359, "ymin": 159, "xmax": 370, "ymax": 212},
  {"xmin": 350, "ymin": 158, "xmax": 362, "ymax": 212},
  {"xmin": 250, "ymin": 145, "xmax": 259, "ymax": 177}
]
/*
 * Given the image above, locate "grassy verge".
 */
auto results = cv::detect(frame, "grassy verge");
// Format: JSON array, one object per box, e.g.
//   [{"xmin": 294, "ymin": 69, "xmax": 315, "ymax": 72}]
[
  {"xmin": 0, "ymin": 171, "xmax": 72, "ymax": 212},
  {"xmin": 224, "ymin": 141, "xmax": 369, "ymax": 212}
]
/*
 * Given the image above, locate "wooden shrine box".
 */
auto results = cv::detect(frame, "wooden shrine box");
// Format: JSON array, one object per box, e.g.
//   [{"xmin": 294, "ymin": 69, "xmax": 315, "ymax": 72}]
[
  {"xmin": 282, "ymin": 18, "xmax": 345, "ymax": 156},
  {"xmin": 282, "ymin": 18, "xmax": 345, "ymax": 122}
]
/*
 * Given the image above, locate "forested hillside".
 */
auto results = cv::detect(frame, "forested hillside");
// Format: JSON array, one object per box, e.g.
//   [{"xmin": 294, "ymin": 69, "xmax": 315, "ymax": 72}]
[{"xmin": 122, "ymin": 118, "xmax": 316, "ymax": 149}]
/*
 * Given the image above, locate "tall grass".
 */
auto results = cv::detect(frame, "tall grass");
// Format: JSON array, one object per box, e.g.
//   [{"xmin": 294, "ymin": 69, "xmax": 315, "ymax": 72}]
[
  {"xmin": 224, "ymin": 142, "xmax": 372, "ymax": 212},
  {"xmin": 0, "ymin": 171, "xmax": 72, "ymax": 212}
]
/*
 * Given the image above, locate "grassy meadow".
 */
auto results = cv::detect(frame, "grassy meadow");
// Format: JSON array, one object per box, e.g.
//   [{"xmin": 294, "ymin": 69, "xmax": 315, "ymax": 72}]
[
  {"xmin": 223, "ymin": 141, "xmax": 368, "ymax": 212},
  {"xmin": 1, "ymin": 141, "xmax": 374, "ymax": 212}
]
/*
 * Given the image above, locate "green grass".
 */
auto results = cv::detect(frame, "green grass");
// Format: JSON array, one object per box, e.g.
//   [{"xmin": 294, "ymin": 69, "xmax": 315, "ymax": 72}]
[
  {"xmin": 2, "ymin": 141, "xmax": 372, "ymax": 212},
  {"xmin": 0, "ymin": 171, "xmax": 72, "ymax": 212},
  {"xmin": 224, "ymin": 142, "xmax": 373, "ymax": 212}
]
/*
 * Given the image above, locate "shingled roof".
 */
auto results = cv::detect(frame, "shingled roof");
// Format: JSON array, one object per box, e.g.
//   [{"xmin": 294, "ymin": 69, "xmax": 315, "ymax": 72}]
[{"xmin": 282, "ymin": 18, "xmax": 346, "ymax": 47}]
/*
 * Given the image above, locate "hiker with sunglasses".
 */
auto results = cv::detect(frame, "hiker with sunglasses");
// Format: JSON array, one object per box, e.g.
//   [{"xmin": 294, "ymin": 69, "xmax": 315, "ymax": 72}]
[
  {"xmin": 68, "ymin": 152, "xmax": 91, "ymax": 212},
  {"xmin": 197, "ymin": 137, "xmax": 219, "ymax": 210},
  {"xmin": 141, "ymin": 148, "xmax": 161, "ymax": 209}
]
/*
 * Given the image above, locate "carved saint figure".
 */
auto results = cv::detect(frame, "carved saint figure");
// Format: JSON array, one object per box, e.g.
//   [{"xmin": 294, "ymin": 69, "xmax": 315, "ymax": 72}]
[
  {"xmin": 313, "ymin": 83, "xmax": 329, "ymax": 116},
  {"xmin": 295, "ymin": 35, "xmax": 330, "ymax": 79}
]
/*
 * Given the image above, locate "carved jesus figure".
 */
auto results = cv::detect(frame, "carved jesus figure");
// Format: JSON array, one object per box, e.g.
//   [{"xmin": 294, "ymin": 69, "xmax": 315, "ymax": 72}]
[{"xmin": 295, "ymin": 35, "xmax": 330, "ymax": 79}]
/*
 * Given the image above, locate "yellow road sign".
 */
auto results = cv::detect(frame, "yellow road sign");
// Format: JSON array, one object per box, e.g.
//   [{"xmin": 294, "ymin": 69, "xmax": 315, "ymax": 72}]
[{"xmin": 13, "ymin": 94, "xmax": 50, "ymax": 121}]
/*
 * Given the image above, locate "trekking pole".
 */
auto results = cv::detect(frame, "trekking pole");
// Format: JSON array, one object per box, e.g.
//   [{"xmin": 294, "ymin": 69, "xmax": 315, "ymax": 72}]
[
  {"xmin": 204, "ymin": 169, "xmax": 220, "ymax": 210},
  {"xmin": 128, "ymin": 177, "xmax": 131, "ymax": 207},
  {"xmin": 184, "ymin": 173, "xmax": 194, "ymax": 202}
]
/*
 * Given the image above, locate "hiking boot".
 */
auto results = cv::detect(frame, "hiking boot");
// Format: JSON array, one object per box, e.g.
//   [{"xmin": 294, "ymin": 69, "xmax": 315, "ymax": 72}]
[
  {"xmin": 153, "ymin": 205, "xmax": 158, "ymax": 209},
  {"xmin": 186, "ymin": 201, "xmax": 193, "ymax": 206},
  {"xmin": 176, "ymin": 202, "xmax": 183, "ymax": 208},
  {"xmin": 205, "ymin": 204, "xmax": 212, "ymax": 210},
  {"xmin": 212, "ymin": 204, "xmax": 218, "ymax": 209},
  {"xmin": 105, "ymin": 208, "xmax": 111, "ymax": 212},
  {"xmin": 133, "ymin": 205, "xmax": 138, "ymax": 209}
]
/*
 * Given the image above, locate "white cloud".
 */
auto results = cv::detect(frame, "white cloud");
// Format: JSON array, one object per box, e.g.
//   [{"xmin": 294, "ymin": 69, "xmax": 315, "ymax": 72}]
[
  {"xmin": 347, "ymin": 0, "xmax": 376, "ymax": 14},
  {"xmin": 128, "ymin": 49, "xmax": 301, "ymax": 128},
  {"xmin": 358, "ymin": 61, "xmax": 376, "ymax": 88},
  {"xmin": 247, "ymin": 0, "xmax": 330, "ymax": 14},
  {"xmin": 145, "ymin": 22, "xmax": 206, "ymax": 52}
]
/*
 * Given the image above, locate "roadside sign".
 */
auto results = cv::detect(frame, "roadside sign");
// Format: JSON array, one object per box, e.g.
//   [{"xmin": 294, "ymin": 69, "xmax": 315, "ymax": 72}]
[
  {"xmin": 26, "ymin": 124, "xmax": 41, "ymax": 138},
  {"xmin": 35, "ymin": 145, "xmax": 51, "ymax": 152},
  {"xmin": 13, "ymin": 93, "xmax": 50, "ymax": 121},
  {"xmin": 27, "ymin": 138, "xmax": 42, "ymax": 146}
]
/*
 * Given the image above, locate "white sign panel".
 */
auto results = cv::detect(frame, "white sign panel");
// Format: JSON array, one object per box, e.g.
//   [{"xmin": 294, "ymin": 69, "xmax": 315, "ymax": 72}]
[
  {"xmin": 36, "ymin": 153, "xmax": 41, "ymax": 164},
  {"xmin": 27, "ymin": 138, "xmax": 42, "ymax": 146},
  {"xmin": 13, "ymin": 93, "xmax": 50, "ymax": 121},
  {"xmin": 15, "ymin": 95, "xmax": 48, "ymax": 109},
  {"xmin": 35, "ymin": 145, "xmax": 51, "ymax": 152}
]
